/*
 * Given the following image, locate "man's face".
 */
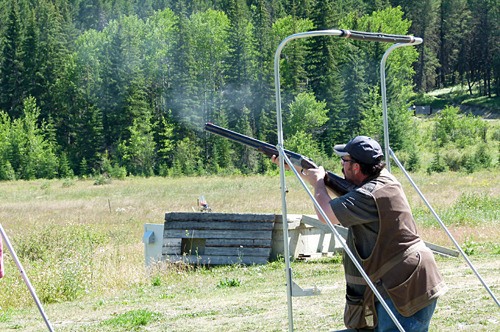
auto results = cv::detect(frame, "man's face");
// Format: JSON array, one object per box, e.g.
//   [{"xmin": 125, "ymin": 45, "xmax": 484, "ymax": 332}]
[{"xmin": 341, "ymin": 156, "xmax": 356, "ymax": 181}]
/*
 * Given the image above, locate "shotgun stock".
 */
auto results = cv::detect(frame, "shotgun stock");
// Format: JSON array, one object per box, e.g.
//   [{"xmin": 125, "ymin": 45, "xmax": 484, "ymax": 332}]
[{"xmin": 204, "ymin": 122, "xmax": 355, "ymax": 195}]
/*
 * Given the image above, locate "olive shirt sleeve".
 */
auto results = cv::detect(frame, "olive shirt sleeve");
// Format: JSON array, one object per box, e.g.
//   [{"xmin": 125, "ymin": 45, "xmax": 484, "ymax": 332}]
[
  {"xmin": 330, "ymin": 188, "xmax": 380, "ymax": 260},
  {"xmin": 330, "ymin": 188, "xmax": 379, "ymax": 227}
]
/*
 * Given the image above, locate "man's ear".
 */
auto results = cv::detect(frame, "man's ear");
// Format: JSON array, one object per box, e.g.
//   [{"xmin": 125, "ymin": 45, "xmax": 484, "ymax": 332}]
[{"xmin": 352, "ymin": 163, "xmax": 360, "ymax": 174}]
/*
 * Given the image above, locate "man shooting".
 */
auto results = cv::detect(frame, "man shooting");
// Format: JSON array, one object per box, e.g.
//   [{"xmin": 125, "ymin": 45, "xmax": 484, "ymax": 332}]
[{"xmin": 272, "ymin": 135, "xmax": 447, "ymax": 331}]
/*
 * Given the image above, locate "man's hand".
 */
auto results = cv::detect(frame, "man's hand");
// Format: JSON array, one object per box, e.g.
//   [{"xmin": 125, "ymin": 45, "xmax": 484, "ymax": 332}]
[
  {"xmin": 301, "ymin": 166, "xmax": 326, "ymax": 187},
  {"xmin": 271, "ymin": 155, "xmax": 325, "ymax": 187},
  {"xmin": 271, "ymin": 154, "xmax": 294, "ymax": 171},
  {"xmin": 271, "ymin": 155, "xmax": 339, "ymax": 225}
]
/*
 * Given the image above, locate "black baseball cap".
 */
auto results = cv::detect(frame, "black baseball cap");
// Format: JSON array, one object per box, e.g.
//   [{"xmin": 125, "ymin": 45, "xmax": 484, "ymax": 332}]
[{"xmin": 334, "ymin": 136, "xmax": 383, "ymax": 165}]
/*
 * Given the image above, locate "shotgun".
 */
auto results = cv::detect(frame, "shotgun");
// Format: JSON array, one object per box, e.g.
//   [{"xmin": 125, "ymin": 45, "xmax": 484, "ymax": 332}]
[{"xmin": 204, "ymin": 122, "xmax": 355, "ymax": 195}]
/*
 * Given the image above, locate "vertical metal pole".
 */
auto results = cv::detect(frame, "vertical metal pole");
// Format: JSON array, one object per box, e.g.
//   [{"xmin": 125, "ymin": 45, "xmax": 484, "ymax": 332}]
[
  {"xmin": 0, "ymin": 224, "xmax": 54, "ymax": 332},
  {"xmin": 380, "ymin": 42, "xmax": 421, "ymax": 171},
  {"xmin": 274, "ymin": 34, "xmax": 295, "ymax": 332},
  {"xmin": 274, "ymin": 30, "xmax": 344, "ymax": 332},
  {"xmin": 381, "ymin": 40, "xmax": 499, "ymax": 308}
]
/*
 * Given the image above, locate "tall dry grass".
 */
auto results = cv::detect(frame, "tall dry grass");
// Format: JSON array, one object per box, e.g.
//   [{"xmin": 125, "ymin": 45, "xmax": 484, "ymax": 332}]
[{"xmin": 0, "ymin": 170, "xmax": 498, "ymax": 310}]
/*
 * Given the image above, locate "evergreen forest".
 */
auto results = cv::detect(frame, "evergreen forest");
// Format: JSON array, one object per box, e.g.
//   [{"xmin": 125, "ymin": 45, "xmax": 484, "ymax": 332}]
[{"xmin": 0, "ymin": 0, "xmax": 498, "ymax": 180}]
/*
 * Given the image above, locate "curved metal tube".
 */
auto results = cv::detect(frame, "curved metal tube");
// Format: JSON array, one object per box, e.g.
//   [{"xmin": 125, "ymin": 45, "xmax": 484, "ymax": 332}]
[
  {"xmin": 381, "ymin": 43, "xmax": 498, "ymax": 307},
  {"xmin": 274, "ymin": 30, "xmax": 343, "ymax": 332},
  {"xmin": 380, "ymin": 41, "xmax": 422, "ymax": 171},
  {"xmin": 389, "ymin": 149, "xmax": 499, "ymax": 307}
]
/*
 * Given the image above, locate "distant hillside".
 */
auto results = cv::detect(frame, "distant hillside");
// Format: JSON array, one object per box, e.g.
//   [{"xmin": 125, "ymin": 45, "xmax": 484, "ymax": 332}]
[
  {"xmin": 460, "ymin": 105, "xmax": 499, "ymax": 119},
  {"xmin": 415, "ymin": 87, "xmax": 499, "ymax": 119}
]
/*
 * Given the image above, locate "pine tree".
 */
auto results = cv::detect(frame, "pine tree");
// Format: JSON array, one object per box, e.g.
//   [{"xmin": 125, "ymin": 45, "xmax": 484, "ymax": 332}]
[
  {"xmin": 249, "ymin": 0, "xmax": 275, "ymax": 134},
  {"xmin": 437, "ymin": 0, "xmax": 471, "ymax": 88},
  {"xmin": 0, "ymin": 111, "xmax": 14, "ymax": 180},
  {"xmin": 156, "ymin": 110, "xmax": 176, "ymax": 170},
  {"xmin": 306, "ymin": 1, "xmax": 348, "ymax": 153},
  {"xmin": 75, "ymin": 0, "xmax": 107, "ymax": 31},
  {"xmin": 74, "ymin": 102, "xmax": 105, "ymax": 175},
  {"xmin": 188, "ymin": 9, "xmax": 230, "ymax": 127},
  {"xmin": 272, "ymin": 16, "xmax": 314, "ymax": 105},
  {"xmin": 118, "ymin": 106, "xmax": 156, "ymax": 177},
  {"xmin": 340, "ymin": 51, "xmax": 370, "ymax": 135},
  {"xmin": 35, "ymin": 0, "xmax": 72, "ymax": 122},
  {"xmin": 233, "ymin": 106, "xmax": 259, "ymax": 173},
  {"xmin": 223, "ymin": 0, "xmax": 257, "ymax": 127},
  {"xmin": 205, "ymin": 108, "xmax": 233, "ymax": 172},
  {"xmin": 55, "ymin": 31, "xmax": 105, "ymax": 173},
  {"xmin": 171, "ymin": 137, "xmax": 203, "ymax": 176},
  {"xmin": 0, "ymin": 0, "xmax": 25, "ymax": 118},
  {"xmin": 12, "ymin": 97, "xmax": 59, "ymax": 179},
  {"xmin": 465, "ymin": 0, "xmax": 497, "ymax": 96},
  {"xmin": 169, "ymin": 2, "xmax": 199, "ymax": 132},
  {"xmin": 142, "ymin": 7, "xmax": 178, "ymax": 124},
  {"xmin": 100, "ymin": 16, "xmax": 147, "ymax": 149},
  {"xmin": 392, "ymin": 0, "xmax": 440, "ymax": 92},
  {"xmin": 333, "ymin": 6, "xmax": 419, "ymax": 152},
  {"xmin": 285, "ymin": 0, "xmax": 314, "ymax": 19},
  {"xmin": 20, "ymin": 8, "xmax": 41, "ymax": 103},
  {"xmin": 101, "ymin": 23, "xmax": 128, "ymax": 148}
]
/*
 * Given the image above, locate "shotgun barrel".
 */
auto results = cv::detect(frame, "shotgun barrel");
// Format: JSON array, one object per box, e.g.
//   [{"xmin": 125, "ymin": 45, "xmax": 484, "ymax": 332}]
[{"xmin": 204, "ymin": 122, "xmax": 355, "ymax": 195}]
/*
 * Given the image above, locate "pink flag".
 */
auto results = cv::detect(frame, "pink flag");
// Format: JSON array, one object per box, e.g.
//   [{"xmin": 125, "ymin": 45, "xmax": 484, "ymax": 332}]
[{"xmin": 0, "ymin": 236, "xmax": 4, "ymax": 278}]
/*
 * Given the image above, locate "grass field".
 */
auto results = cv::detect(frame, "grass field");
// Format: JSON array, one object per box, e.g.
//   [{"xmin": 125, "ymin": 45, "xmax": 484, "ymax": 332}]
[{"xmin": 0, "ymin": 170, "xmax": 499, "ymax": 331}]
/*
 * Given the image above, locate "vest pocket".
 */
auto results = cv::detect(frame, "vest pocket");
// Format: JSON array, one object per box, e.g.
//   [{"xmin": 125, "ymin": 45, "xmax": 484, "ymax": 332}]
[
  {"xmin": 344, "ymin": 294, "xmax": 373, "ymax": 329},
  {"xmin": 384, "ymin": 250, "xmax": 422, "ymax": 316}
]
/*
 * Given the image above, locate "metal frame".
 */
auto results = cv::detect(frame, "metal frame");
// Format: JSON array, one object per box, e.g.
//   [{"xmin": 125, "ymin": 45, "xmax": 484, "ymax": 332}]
[
  {"xmin": 388, "ymin": 149, "xmax": 500, "ymax": 307},
  {"xmin": 274, "ymin": 29, "xmax": 420, "ymax": 332},
  {"xmin": 380, "ymin": 48, "xmax": 499, "ymax": 309},
  {"xmin": 274, "ymin": 28, "xmax": 498, "ymax": 332}
]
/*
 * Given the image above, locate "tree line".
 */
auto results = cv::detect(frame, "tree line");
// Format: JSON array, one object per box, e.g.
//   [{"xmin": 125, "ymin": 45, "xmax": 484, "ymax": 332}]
[{"xmin": 0, "ymin": 0, "xmax": 497, "ymax": 180}]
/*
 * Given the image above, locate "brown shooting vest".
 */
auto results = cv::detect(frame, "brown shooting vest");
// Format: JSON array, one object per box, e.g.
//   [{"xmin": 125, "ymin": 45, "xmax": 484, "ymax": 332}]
[{"xmin": 343, "ymin": 171, "xmax": 447, "ymax": 329}]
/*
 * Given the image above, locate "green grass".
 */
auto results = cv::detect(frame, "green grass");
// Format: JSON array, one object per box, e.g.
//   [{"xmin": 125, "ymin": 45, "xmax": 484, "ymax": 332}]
[
  {"xmin": 101, "ymin": 309, "xmax": 161, "ymax": 330},
  {"xmin": 414, "ymin": 192, "xmax": 500, "ymax": 228},
  {"xmin": 0, "ymin": 173, "xmax": 498, "ymax": 331},
  {"xmin": 217, "ymin": 277, "xmax": 242, "ymax": 288}
]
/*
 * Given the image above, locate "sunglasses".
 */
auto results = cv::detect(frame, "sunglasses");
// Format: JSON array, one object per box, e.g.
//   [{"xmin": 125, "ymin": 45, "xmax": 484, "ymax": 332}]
[{"xmin": 341, "ymin": 157, "xmax": 356, "ymax": 164}]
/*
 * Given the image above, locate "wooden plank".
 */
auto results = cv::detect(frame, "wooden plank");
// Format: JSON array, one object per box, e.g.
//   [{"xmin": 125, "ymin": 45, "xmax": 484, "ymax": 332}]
[
  {"xmin": 164, "ymin": 221, "xmax": 275, "ymax": 231},
  {"xmin": 165, "ymin": 212, "xmax": 275, "ymax": 223},
  {"xmin": 162, "ymin": 238, "xmax": 181, "ymax": 255},
  {"xmin": 164, "ymin": 229, "xmax": 272, "ymax": 240},
  {"xmin": 424, "ymin": 241, "xmax": 459, "ymax": 257},
  {"xmin": 204, "ymin": 247, "xmax": 271, "ymax": 257},
  {"xmin": 302, "ymin": 215, "xmax": 459, "ymax": 257},
  {"xmin": 301, "ymin": 215, "xmax": 347, "ymax": 236},
  {"xmin": 162, "ymin": 247, "xmax": 181, "ymax": 255},
  {"xmin": 205, "ymin": 238, "xmax": 272, "ymax": 247},
  {"xmin": 163, "ymin": 238, "xmax": 182, "ymax": 247},
  {"xmin": 161, "ymin": 213, "xmax": 276, "ymax": 265}
]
